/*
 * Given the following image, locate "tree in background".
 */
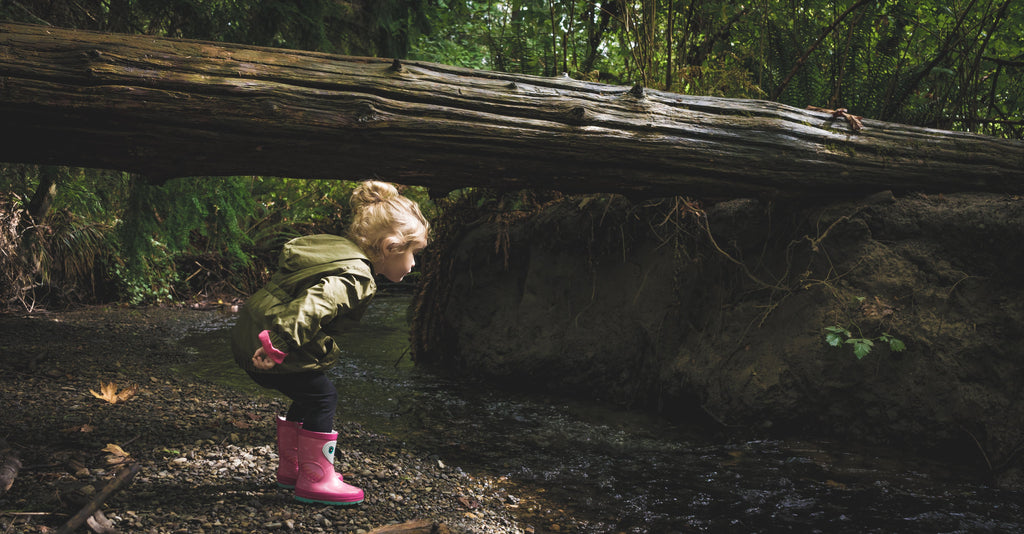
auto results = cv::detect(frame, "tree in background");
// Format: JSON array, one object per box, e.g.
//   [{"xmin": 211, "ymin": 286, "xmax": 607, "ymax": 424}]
[{"xmin": 411, "ymin": 0, "xmax": 1022, "ymax": 138}]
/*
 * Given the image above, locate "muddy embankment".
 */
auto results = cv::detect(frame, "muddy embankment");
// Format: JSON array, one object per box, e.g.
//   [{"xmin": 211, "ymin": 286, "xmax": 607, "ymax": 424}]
[{"xmin": 411, "ymin": 191, "xmax": 1024, "ymax": 488}]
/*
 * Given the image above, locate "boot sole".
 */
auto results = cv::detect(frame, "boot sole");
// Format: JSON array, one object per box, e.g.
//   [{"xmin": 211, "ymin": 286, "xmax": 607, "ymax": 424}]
[{"xmin": 295, "ymin": 495, "xmax": 363, "ymax": 506}]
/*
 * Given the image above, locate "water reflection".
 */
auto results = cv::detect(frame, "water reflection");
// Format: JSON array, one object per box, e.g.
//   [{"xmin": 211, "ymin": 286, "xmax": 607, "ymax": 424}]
[{"xmin": 179, "ymin": 294, "xmax": 1023, "ymax": 533}]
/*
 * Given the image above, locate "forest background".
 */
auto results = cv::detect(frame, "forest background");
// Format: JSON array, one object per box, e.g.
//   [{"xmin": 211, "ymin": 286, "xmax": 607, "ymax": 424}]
[{"xmin": 1, "ymin": 0, "xmax": 1021, "ymax": 309}]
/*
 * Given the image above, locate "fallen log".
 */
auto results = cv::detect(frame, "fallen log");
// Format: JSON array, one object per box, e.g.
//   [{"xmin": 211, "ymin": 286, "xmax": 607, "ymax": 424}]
[{"xmin": 1, "ymin": 22, "xmax": 1023, "ymax": 199}]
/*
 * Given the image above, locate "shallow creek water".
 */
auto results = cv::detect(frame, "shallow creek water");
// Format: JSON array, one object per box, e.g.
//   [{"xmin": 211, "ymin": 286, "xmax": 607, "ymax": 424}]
[{"xmin": 179, "ymin": 294, "xmax": 1022, "ymax": 533}]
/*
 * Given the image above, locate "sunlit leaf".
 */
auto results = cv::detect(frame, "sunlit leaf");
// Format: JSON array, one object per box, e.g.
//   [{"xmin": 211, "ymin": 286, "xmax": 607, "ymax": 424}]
[
  {"xmin": 90, "ymin": 382, "xmax": 119, "ymax": 403},
  {"xmin": 89, "ymin": 382, "xmax": 138, "ymax": 404},
  {"xmin": 103, "ymin": 443, "xmax": 131, "ymax": 465},
  {"xmin": 102, "ymin": 443, "xmax": 129, "ymax": 457}
]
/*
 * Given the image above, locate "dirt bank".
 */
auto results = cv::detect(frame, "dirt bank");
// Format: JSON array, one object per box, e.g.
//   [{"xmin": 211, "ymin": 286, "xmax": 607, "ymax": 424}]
[
  {"xmin": 0, "ymin": 306, "xmax": 547, "ymax": 533},
  {"xmin": 412, "ymin": 191, "xmax": 1024, "ymax": 488}
]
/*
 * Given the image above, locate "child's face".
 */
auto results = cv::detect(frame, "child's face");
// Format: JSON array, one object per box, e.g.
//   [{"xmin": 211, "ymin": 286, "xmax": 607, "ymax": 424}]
[{"xmin": 374, "ymin": 242, "xmax": 424, "ymax": 283}]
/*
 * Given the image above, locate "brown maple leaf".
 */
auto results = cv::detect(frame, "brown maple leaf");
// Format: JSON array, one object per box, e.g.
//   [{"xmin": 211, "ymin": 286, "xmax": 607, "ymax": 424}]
[
  {"xmin": 89, "ymin": 382, "xmax": 139, "ymax": 404},
  {"xmin": 117, "ymin": 383, "xmax": 139, "ymax": 402}
]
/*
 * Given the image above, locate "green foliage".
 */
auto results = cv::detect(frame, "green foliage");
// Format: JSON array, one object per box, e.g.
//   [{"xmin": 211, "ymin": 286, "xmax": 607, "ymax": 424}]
[
  {"xmin": 0, "ymin": 166, "xmax": 126, "ymax": 307},
  {"xmin": 117, "ymin": 176, "xmax": 255, "ymax": 304},
  {"xmin": 824, "ymin": 325, "xmax": 907, "ymax": 360},
  {"xmin": 408, "ymin": 1, "xmax": 1021, "ymax": 138}
]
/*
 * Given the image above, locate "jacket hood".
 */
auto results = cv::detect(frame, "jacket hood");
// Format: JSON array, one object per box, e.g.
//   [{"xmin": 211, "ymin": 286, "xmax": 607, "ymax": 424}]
[{"xmin": 278, "ymin": 234, "xmax": 369, "ymax": 273}]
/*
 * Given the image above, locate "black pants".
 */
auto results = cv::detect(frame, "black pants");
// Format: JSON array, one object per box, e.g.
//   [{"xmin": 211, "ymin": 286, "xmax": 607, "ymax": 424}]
[{"xmin": 246, "ymin": 370, "xmax": 337, "ymax": 433}]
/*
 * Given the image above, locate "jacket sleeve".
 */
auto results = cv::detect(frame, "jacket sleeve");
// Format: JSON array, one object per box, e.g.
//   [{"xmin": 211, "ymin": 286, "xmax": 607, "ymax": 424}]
[{"xmin": 264, "ymin": 272, "xmax": 375, "ymax": 357}]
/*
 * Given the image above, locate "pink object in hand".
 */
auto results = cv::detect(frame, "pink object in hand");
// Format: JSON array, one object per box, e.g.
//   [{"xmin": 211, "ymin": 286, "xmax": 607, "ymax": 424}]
[{"xmin": 258, "ymin": 330, "xmax": 288, "ymax": 364}]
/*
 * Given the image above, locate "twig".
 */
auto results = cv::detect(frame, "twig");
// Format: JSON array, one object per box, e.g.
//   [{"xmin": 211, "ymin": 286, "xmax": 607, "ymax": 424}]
[
  {"xmin": 392, "ymin": 346, "xmax": 410, "ymax": 368},
  {"xmin": 961, "ymin": 425, "xmax": 993, "ymax": 472},
  {"xmin": 56, "ymin": 462, "xmax": 141, "ymax": 534},
  {"xmin": 0, "ymin": 512, "xmax": 68, "ymax": 517}
]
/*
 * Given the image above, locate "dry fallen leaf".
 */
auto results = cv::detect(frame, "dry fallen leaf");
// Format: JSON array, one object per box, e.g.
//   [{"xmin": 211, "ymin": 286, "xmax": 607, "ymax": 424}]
[
  {"xmin": 103, "ymin": 443, "xmax": 131, "ymax": 466},
  {"xmin": 103, "ymin": 443, "xmax": 129, "ymax": 457},
  {"xmin": 117, "ymin": 383, "xmax": 139, "ymax": 402},
  {"xmin": 89, "ymin": 382, "xmax": 139, "ymax": 404},
  {"xmin": 91, "ymin": 381, "xmax": 118, "ymax": 401}
]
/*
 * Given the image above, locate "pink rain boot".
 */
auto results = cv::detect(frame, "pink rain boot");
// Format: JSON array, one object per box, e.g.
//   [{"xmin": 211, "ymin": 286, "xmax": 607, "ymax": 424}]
[
  {"xmin": 294, "ymin": 429, "xmax": 364, "ymax": 505},
  {"xmin": 275, "ymin": 416, "xmax": 301, "ymax": 488}
]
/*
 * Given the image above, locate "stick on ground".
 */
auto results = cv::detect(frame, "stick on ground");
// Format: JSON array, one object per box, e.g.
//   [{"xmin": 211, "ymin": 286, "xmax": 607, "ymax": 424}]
[{"xmin": 56, "ymin": 462, "xmax": 141, "ymax": 534}]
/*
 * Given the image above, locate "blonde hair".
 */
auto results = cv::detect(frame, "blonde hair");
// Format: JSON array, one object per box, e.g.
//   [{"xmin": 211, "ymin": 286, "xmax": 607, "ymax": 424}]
[{"xmin": 347, "ymin": 181, "xmax": 429, "ymax": 262}]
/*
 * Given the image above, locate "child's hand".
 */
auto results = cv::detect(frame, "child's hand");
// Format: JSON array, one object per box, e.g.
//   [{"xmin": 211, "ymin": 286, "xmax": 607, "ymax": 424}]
[{"xmin": 252, "ymin": 347, "xmax": 277, "ymax": 370}]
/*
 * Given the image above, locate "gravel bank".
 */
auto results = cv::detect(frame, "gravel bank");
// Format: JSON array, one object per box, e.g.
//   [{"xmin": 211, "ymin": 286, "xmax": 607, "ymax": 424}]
[{"xmin": 0, "ymin": 306, "xmax": 541, "ymax": 533}]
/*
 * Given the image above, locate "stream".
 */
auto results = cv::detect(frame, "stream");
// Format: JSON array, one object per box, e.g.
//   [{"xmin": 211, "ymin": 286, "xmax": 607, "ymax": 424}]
[{"xmin": 179, "ymin": 294, "xmax": 1023, "ymax": 533}]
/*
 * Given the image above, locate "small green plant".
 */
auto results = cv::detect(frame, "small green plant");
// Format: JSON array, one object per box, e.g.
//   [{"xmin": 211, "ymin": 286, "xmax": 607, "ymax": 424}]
[{"xmin": 824, "ymin": 325, "xmax": 906, "ymax": 359}]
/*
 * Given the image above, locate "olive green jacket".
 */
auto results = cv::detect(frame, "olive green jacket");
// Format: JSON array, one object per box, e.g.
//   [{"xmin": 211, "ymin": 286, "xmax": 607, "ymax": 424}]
[{"xmin": 231, "ymin": 234, "xmax": 376, "ymax": 375}]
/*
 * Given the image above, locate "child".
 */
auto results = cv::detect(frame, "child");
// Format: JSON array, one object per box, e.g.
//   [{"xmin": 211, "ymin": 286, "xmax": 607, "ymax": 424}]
[{"xmin": 231, "ymin": 180, "xmax": 429, "ymax": 505}]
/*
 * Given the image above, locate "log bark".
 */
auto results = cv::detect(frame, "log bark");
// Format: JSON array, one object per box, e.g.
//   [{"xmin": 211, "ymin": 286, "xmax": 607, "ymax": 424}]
[{"xmin": 1, "ymin": 22, "xmax": 1022, "ymax": 199}]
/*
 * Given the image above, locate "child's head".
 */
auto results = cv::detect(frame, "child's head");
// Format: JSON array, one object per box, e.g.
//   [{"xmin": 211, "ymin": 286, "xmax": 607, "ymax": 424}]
[{"xmin": 347, "ymin": 181, "xmax": 429, "ymax": 278}]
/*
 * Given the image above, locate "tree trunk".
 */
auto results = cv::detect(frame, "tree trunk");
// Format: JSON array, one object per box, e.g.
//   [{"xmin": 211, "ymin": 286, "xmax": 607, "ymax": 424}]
[
  {"xmin": 1, "ymin": 22, "xmax": 1022, "ymax": 199},
  {"xmin": 27, "ymin": 165, "xmax": 59, "ymax": 220}
]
